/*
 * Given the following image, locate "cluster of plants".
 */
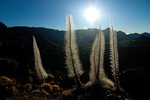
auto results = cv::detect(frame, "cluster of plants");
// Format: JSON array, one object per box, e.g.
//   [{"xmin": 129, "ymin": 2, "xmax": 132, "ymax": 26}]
[
  {"xmin": 63, "ymin": 14, "xmax": 132, "ymax": 100},
  {"xmin": 0, "ymin": 75, "xmax": 73, "ymax": 100},
  {"xmin": 0, "ymin": 14, "xmax": 133, "ymax": 100}
]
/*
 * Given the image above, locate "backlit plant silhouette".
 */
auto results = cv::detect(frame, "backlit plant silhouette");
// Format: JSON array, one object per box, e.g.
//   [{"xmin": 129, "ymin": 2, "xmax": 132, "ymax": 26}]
[
  {"xmin": 64, "ymin": 15, "xmax": 83, "ymax": 89},
  {"xmin": 33, "ymin": 36, "xmax": 48, "ymax": 83},
  {"xmin": 89, "ymin": 25, "xmax": 114, "ymax": 89},
  {"xmin": 109, "ymin": 21, "xmax": 121, "ymax": 90}
]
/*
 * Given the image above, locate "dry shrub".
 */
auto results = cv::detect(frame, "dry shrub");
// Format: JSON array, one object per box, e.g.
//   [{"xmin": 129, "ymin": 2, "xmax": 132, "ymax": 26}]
[
  {"xmin": 52, "ymin": 85, "xmax": 60, "ymax": 92},
  {"xmin": 0, "ymin": 76, "xmax": 13, "ymax": 85},
  {"xmin": 8, "ymin": 86, "xmax": 18, "ymax": 95},
  {"xmin": 28, "ymin": 76, "xmax": 33, "ymax": 83},
  {"xmin": 61, "ymin": 90, "xmax": 72, "ymax": 97},
  {"xmin": 24, "ymin": 83, "xmax": 32, "ymax": 91},
  {"xmin": 40, "ymin": 83, "xmax": 52, "ymax": 92}
]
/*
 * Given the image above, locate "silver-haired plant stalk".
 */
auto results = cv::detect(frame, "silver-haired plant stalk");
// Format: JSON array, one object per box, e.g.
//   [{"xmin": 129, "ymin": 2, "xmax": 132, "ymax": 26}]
[
  {"xmin": 90, "ymin": 25, "xmax": 105, "ymax": 82},
  {"xmin": 99, "ymin": 26, "xmax": 115, "ymax": 89},
  {"xmin": 109, "ymin": 21, "xmax": 120, "ymax": 90},
  {"xmin": 97, "ymin": 26, "xmax": 105, "ymax": 80},
  {"xmin": 33, "ymin": 36, "xmax": 48, "ymax": 83},
  {"xmin": 65, "ymin": 14, "xmax": 83, "ymax": 89},
  {"xmin": 89, "ymin": 25, "xmax": 114, "ymax": 89}
]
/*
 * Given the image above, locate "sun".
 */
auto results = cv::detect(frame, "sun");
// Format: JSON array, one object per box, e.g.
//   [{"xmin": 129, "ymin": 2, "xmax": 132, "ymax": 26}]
[{"xmin": 84, "ymin": 7, "xmax": 100, "ymax": 23}]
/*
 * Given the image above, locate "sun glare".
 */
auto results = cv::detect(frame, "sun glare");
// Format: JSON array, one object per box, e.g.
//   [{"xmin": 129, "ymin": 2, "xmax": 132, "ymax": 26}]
[{"xmin": 84, "ymin": 7, "xmax": 100, "ymax": 23}]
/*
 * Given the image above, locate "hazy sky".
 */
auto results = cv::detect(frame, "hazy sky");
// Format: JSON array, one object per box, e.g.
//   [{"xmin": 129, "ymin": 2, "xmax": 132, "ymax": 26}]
[{"xmin": 0, "ymin": 0, "xmax": 150, "ymax": 33}]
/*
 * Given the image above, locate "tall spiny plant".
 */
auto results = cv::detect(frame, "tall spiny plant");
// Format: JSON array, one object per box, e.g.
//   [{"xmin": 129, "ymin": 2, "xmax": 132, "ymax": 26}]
[
  {"xmin": 109, "ymin": 21, "xmax": 120, "ymax": 90},
  {"xmin": 33, "ymin": 36, "xmax": 48, "ymax": 83},
  {"xmin": 89, "ymin": 25, "xmax": 105, "ymax": 82},
  {"xmin": 89, "ymin": 25, "xmax": 114, "ymax": 89},
  {"xmin": 65, "ymin": 14, "xmax": 83, "ymax": 89}
]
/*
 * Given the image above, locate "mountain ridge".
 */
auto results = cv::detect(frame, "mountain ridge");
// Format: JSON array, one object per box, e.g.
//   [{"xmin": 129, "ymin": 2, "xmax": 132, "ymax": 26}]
[
  {"xmin": 1, "ymin": 21, "xmax": 150, "ymax": 74},
  {"xmin": 1, "ymin": 22, "xmax": 150, "ymax": 99}
]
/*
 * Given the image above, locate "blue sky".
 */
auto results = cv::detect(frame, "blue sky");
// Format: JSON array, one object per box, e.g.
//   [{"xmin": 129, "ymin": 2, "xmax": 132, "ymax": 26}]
[{"xmin": 0, "ymin": 0, "xmax": 150, "ymax": 33}]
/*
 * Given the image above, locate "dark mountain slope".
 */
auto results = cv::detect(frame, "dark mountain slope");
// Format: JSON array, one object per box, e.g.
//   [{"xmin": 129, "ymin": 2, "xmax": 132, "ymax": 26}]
[{"xmin": 0, "ymin": 22, "xmax": 150, "ymax": 99}]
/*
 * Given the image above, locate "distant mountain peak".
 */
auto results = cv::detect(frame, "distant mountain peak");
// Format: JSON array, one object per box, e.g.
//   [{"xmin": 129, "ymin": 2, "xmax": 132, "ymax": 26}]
[{"xmin": 0, "ymin": 22, "xmax": 7, "ymax": 30}]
